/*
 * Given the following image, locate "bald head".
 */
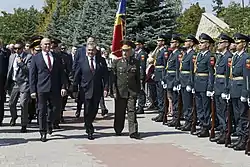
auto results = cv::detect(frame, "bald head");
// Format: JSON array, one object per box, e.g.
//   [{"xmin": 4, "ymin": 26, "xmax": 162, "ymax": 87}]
[
  {"xmin": 87, "ymin": 37, "xmax": 96, "ymax": 45},
  {"xmin": 41, "ymin": 38, "xmax": 51, "ymax": 52}
]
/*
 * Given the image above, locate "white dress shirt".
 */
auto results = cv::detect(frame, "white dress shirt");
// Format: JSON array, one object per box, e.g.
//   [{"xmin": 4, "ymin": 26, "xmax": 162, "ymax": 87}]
[
  {"xmin": 12, "ymin": 54, "xmax": 19, "ymax": 81},
  {"xmin": 42, "ymin": 51, "xmax": 54, "ymax": 69},
  {"xmin": 87, "ymin": 55, "xmax": 96, "ymax": 69}
]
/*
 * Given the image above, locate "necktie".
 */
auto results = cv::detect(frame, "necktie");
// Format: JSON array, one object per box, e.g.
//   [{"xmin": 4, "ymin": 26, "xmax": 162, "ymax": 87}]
[
  {"xmin": 90, "ymin": 57, "xmax": 94, "ymax": 73},
  {"xmin": 46, "ymin": 53, "xmax": 52, "ymax": 71}
]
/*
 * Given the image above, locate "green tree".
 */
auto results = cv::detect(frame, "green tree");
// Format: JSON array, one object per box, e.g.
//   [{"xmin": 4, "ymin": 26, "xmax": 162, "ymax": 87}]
[
  {"xmin": 176, "ymin": 3, "xmax": 205, "ymax": 36},
  {"xmin": 212, "ymin": 0, "xmax": 224, "ymax": 15},
  {"xmin": 0, "ymin": 7, "xmax": 43, "ymax": 44}
]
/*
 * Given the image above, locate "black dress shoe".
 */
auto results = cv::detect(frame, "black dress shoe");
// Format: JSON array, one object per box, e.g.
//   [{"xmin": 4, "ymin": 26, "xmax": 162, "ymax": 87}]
[
  {"xmin": 216, "ymin": 134, "xmax": 226, "ymax": 144},
  {"xmin": 0, "ymin": 122, "xmax": 2, "ymax": 126},
  {"xmin": 228, "ymin": 136, "xmax": 242, "ymax": 148},
  {"xmin": 40, "ymin": 133, "xmax": 47, "ymax": 142},
  {"xmin": 192, "ymin": 130, "xmax": 201, "ymax": 135},
  {"xmin": 210, "ymin": 134, "xmax": 220, "ymax": 142},
  {"xmin": 75, "ymin": 110, "xmax": 80, "ymax": 118},
  {"xmin": 136, "ymin": 108, "xmax": 144, "ymax": 114},
  {"xmin": 101, "ymin": 109, "xmax": 108, "ymax": 116},
  {"xmin": 47, "ymin": 126, "xmax": 53, "ymax": 135},
  {"xmin": 234, "ymin": 138, "xmax": 247, "ymax": 151},
  {"xmin": 181, "ymin": 123, "xmax": 192, "ymax": 131},
  {"xmin": 10, "ymin": 117, "xmax": 18, "ymax": 126},
  {"xmin": 167, "ymin": 120, "xmax": 176, "ymax": 127},
  {"xmin": 88, "ymin": 133, "xmax": 94, "ymax": 140},
  {"xmin": 20, "ymin": 126, "xmax": 27, "ymax": 133},
  {"xmin": 116, "ymin": 132, "xmax": 122, "ymax": 136},
  {"xmin": 198, "ymin": 129, "xmax": 209, "ymax": 138},
  {"xmin": 151, "ymin": 113, "xmax": 163, "ymax": 121},
  {"xmin": 130, "ymin": 133, "xmax": 141, "ymax": 139},
  {"xmin": 53, "ymin": 124, "xmax": 61, "ymax": 129},
  {"xmin": 60, "ymin": 117, "xmax": 65, "ymax": 123},
  {"xmin": 154, "ymin": 113, "xmax": 164, "ymax": 122}
]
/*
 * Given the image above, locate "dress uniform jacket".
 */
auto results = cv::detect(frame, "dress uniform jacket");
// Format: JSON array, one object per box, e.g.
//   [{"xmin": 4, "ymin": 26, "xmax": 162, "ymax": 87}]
[
  {"xmin": 214, "ymin": 51, "xmax": 232, "ymax": 96},
  {"xmin": 154, "ymin": 47, "xmax": 167, "ymax": 82},
  {"xmin": 112, "ymin": 56, "xmax": 141, "ymax": 98},
  {"xmin": 192, "ymin": 51, "xmax": 214, "ymax": 92},
  {"xmin": 136, "ymin": 49, "xmax": 148, "ymax": 81},
  {"xmin": 179, "ymin": 49, "xmax": 195, "ymax": 88},
  {"xmin": 228, "ymin": 51, "xmax": 250, "ymax": 98},
  {"xmin": 163, "ymin": 49, "xmax": 181, "ymax": 89}
]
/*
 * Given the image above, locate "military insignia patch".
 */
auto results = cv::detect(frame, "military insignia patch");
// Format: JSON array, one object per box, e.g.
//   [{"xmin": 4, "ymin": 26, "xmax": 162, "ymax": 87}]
[
  {"xmin": 228, "ymin": 58, "xmax": 232, "ymax": 67},
  {"xmin": 246, "ymin": 59, "xmax": 250, "ymax": 69},
  {"xmin": 210, "ymin": 57, "xmax": 215, "ymax": 66}
]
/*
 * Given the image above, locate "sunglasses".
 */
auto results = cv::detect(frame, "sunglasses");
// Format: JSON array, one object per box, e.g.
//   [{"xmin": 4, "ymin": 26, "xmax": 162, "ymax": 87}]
[{"xmin": 14, "ymin": 47, "xmax": 22, "ymax": 50}]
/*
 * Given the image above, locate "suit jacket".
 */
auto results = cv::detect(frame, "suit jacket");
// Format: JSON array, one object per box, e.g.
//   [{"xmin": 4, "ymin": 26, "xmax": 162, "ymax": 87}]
[
  {"xmin": 29, "ymin": 52, "xmax": 67, "ymax": 95},
  {"xmin": 6, "ymin": 52, "xmax": 32, "ymax": 92},
  {"xmin": 73, "ymin": 53, "xmax": 108, "ymax": 100},
  {"xmin": 0, "ymin": 49, "xmax": 9, "ymax": 98}
]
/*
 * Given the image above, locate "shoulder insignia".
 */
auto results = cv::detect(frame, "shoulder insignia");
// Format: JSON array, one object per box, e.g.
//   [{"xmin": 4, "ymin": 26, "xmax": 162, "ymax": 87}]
[
  {"xmin": 228, "ymin": 58, "xmax": 232, "ymax": 67},
  {"xmin": 141, "ymin": 55, "xmax": 145, "ymax": 61},
  {"xmin": 164, "ymin": 52, "xmax": 169, "ymax": 59},
  {"xmin": 246, "ymin": 59, "xmax": 250, "ymax": 69},
  {"xmin": 210, "ymin": 56, "xmax": 215, "ymax": 66}
]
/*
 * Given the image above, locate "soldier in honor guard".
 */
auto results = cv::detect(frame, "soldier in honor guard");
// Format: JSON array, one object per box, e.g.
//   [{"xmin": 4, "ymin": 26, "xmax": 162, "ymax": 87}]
[
  {"xmin": 112, "ymin": 40, "xmax": 141, "ymax": 139},
  {"xmin": 209, "ymin": 33, "xmax": 234, "ymax": 144},
  {"xmin": 189, "ymin": 33, "xmax": 215, "ymax": 137},
  {"xmin": 162, "ymin": 34, "xmax": 184, "ymax": 127},
  {"xmin": 227, "ymin": 33, "xmax": 250, "ymax": 150},
  {"xmin": 151, "ymin": 34, "xmax": 167, "ymax": 122},
  {"xmin": 134, "ymin": 37, "xmax": 148, "ymax": 114},
  {"xmin": 178, "ymin": 35, "xmax": 199, "ymax": 131}
]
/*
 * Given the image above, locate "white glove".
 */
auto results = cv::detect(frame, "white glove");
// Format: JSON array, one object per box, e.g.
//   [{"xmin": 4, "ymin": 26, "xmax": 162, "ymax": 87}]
[
  {"xmin": 186, "ymin": 86, "xmax": 191, "ymax": 92},
  {"xmin": 30, "ymin": 93, "xmax": 36, "ymax": 99},
  {"xmin": 163, "ymin": 84, "xmax": 167, "ymax": 89},
  {"xmin": 177, "ymin": 84, "xmax": 181, "ymax": 91},
  {"xmin": 240, "ymin": 96, "xmax": 247, "ymax": 102},
  {"xmin": 161, "ymin": 81, "xmax": 164, "ymax": 85},
  {"xmin": 192, "ymin": 88, "xmax": 195, "ymax": 94},
  {"xmin": 221, "ymin": 93, "xmax": 227, "ymax": 99},
  {"xmin": 61, "ymin": 89, "xmax": 67, "ymax": 97},
  {"xmin": 206, "ymin": 91, "xmax": 214, "ymax": 97},
  {"xmin": 226, "ymin": 94, "xmax": 230, "ymax": 100},
  {"xmin": 173, "ymin": 86, "xmax": 177, "ymax": 91}
]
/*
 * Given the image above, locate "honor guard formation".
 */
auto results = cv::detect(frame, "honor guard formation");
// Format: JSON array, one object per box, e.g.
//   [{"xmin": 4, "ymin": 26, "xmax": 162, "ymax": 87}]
[{"xmin": 2, "ymin": 31, "xmax": 250, "ymax": 157}]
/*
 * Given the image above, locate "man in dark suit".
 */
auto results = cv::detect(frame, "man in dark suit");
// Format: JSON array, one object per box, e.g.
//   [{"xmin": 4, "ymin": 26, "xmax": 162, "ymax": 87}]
[
  {"xmin": 5, "ymin": 41, "xmax": 32, "ymax": 132},
  {"xmin": 29, "ymin": 38, "xmax": 67, "ymax": 142},
  {"xmin": 73, "ymin": 42, "xmax": 108, "ymax": 140},
  {"xmin": 0, "ymin": 39, "xmax": 9, "ymax": 126}
]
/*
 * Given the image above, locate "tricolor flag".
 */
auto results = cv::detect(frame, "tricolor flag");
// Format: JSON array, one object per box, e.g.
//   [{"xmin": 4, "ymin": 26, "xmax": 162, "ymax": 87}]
[{"xmin": 111, "ymin": 0, "xmax": 126, "ymax": 57}]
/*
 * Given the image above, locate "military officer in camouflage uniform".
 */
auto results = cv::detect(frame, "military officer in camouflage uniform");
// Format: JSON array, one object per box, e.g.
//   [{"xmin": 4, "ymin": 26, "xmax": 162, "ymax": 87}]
[
  {"xmin": 178, "ymin": 35, "xmax": 199, "ymax": 131},
  {"xmin": 210, "ymin": 33, "xmax": 234, "ymax": 144},
  {"xmin": 227, "ymin": 33, "xmax": 250, "ymax": 150},
  {"xmin": 188, "ymin": 33, "xmax": 215, "ymax": 138},
  {"xmin": 151, "ymin": 34, "xmax": 167, "ymax": 122},
  {"xmin": 135, "ymin": 37, "xmax": 148, "ymax": 114},
  {"xmin": 112, "ymin": 40, "xmax": 141, "ymax": 139},
  {"xmin": 162, "ymin": 34, "xmax": 184, "ymax": 127}
]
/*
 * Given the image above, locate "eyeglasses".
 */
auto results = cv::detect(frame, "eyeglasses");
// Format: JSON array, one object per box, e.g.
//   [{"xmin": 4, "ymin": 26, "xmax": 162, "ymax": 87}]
[{"xmin": 14, "ymin": 47, "xmax": 22, "ymax": 50}]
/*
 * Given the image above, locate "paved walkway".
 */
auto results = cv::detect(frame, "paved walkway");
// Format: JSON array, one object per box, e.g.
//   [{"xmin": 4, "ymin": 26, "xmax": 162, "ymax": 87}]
[{"xmin": 1, "ymin": 97, "xmax": 250, "ymax": 167}]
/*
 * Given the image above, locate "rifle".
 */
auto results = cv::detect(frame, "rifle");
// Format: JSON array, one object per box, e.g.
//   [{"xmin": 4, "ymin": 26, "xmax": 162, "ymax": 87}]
[
  {"xmin": 225, "ymin": 96, "xmax": 232, "ymax": 147},
  {"xmin": 175, "ymin": 88, "xmax": 182, "ymax": 128},
  {"xmin": 163, "ymin": 90, "xmax": 169, "ymax": 125},
  {"xmin": 190, "ymin": 93, "xmax": 197, "ymax": 134},
  {"xmin": 210, "ymin": 94, "xmax": 216, "ymax": 139},
  {"xmin": 245, "ymin": 75, "xmax": 250, "ymax": 155}
]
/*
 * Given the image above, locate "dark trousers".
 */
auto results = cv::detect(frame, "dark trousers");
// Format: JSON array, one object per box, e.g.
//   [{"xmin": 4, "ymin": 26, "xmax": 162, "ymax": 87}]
[
  {"xmin": 148, "ymin": 83, "xmax": 157, "ymax": 107},
  {"xmin": 167, "ymin": 89, "xmax": 178, "ymax": 119},
  {"xmin": 0, "ymin": 94, "xmax": 4, "ymax": 123},
  {"xmin": 181, "ymin": 87, "xmax": 192, "ymax": 123},
  {"xmin": 61, "ymin": 95, "xmax": 68, "ymax": 118},
  {"xmin": 108, "ymin": 70, "xmax": 114, "ymax": 95},
  {"xmin": 232, "ymin": 98, "xmax": 248, "ymax": 137},
  {"xmin": 114, "ymin": 95, "xmax": 138, "ymax": 135},
  {"xmin": 28, "ymin": 99, "xmax": 37, "ymax": 120},
  {"xmin": 215, "ymin": 95, "xmax": 227, "ymax": 132},
  {"xmin": 156, "ymin": 81, "xmax": 164, "ymax": 113},
  {"xmin": 37, "ymin": 92, "xmax": 60, "ymax": 133},
  {"xmin": 137, "ymin": 82, "xmax": 146, "ymax": 109},
  {"xmin": 84, "ymin": 95, "xmax": 101, "ymax": 134},
  {"xmin": 195, "ymin": 92, "xmax": 210, "ymax": 129}
]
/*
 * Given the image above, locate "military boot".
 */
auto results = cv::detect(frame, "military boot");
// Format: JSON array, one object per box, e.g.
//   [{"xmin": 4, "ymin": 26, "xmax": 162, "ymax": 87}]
[{"xmin": 234, "ymin": 136, "xmax": 247, "ymax": 151}]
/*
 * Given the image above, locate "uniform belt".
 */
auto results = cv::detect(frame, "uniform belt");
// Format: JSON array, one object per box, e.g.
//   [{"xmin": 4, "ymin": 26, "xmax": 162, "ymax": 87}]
[
  {"xmin": 196, "ymin": 73, "xmax": 208, "ymax": 77},
  {"xmin": 181, "ymin": 71, "xmax": 190, "ymax": 74},
  {"xmin": 167, "ymin": 70, "xmax": 175, "ymax": 73},
  {"xmin": 155, "ymin": 66, "xmax": 164, "ymax": 69},
  {"xmin": 231, "ymin": 76, "xmax": 243, "ymax": 80},
  {"xmin": 215, "ymin": 74, "xmax": 225, "ymax": 78}
]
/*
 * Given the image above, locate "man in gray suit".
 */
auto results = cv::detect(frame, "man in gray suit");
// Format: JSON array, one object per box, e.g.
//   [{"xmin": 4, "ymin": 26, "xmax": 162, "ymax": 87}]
[{"xmin": 5, "ymin": 41, "xmax": 32, "ymax": 132}]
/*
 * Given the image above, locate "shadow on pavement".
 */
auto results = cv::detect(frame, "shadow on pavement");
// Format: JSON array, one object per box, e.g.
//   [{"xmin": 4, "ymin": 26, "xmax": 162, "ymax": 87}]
[
  {"xmin": 0, "ymin": 138, "xmax": 27, "ymax": 147},
  {"xmin": 0, "ymin": 128, "xmax": 38, "ymax": 133},
  {"xmin": 140, "ymin": 131, "xmax": 186, "ymax": 139}
]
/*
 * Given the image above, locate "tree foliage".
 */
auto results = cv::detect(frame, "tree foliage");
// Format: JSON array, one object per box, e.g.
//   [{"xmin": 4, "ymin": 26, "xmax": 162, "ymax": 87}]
[
  {"xmin": 0, "ymin": 7, "xmax": 42, "ymax": 44},
  {"xmin": 176, "ymin": 3, "xmax": 205, "ymax": 36},
  {"xmin": 212, "ymin": 0, "xmax": 224, "ymax": 16}
]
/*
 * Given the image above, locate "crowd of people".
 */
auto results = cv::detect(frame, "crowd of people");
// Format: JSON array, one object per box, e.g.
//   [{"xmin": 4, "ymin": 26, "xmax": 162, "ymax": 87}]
[{"xmin": 1, "ymin": 31, "xmax": 250, "ymax": 156}]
